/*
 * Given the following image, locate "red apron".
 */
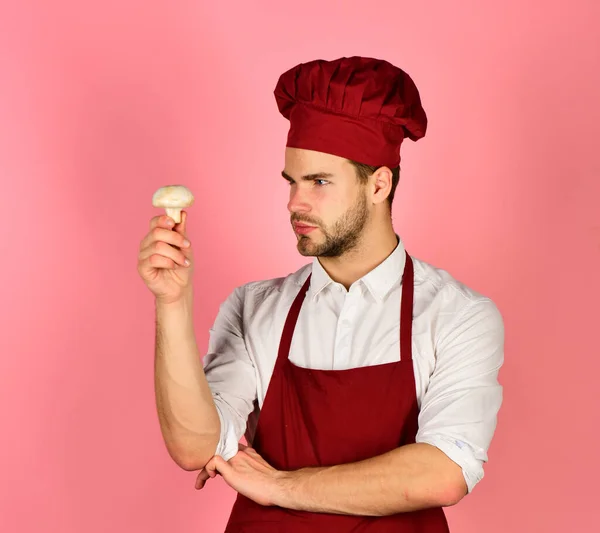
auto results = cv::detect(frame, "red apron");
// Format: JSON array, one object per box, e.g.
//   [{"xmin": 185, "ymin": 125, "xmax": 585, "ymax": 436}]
[{"xmin": 224, "ymin": 252, "xmax": 450, "ymax": 532}]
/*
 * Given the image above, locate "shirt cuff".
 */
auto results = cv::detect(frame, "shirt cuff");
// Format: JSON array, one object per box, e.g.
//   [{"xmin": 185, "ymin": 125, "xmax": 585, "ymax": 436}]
[
  {"xmin": 213, "ymin": 400, "xmax": 241, "ymax": 461},
  {"xmin": 416, "ymin": 434, "xmax": 485, "ymax": 494}
]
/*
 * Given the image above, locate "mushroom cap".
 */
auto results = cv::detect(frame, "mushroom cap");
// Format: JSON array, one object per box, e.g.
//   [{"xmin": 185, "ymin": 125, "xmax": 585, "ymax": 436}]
[{"xmin": 152, "ymin": 185, "xmax": 195, "ymax": 208}]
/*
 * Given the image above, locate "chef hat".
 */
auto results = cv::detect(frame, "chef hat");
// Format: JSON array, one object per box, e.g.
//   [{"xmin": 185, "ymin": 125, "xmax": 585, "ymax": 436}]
[{"xmin": 274, "ymin": 56, "xmax": 427, "ymax": 168}]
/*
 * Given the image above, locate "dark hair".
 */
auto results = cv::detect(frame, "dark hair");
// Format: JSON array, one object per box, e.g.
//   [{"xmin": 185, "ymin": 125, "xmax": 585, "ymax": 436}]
[{"xmin": 348, "ymin": 160, "xmax": 401, "ymax": 208}]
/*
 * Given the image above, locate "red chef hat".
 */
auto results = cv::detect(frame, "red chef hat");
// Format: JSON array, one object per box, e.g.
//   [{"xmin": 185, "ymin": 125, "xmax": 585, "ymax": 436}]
[{"xmin": 274, "ymin": 56, "xmax": 427, "ymax": 168}]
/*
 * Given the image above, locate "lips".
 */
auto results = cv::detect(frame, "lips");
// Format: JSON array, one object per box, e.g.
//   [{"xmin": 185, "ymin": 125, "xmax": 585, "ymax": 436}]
[{"xmin": 293, "ymin": 223, "xmax": 317, "ymax": 234}]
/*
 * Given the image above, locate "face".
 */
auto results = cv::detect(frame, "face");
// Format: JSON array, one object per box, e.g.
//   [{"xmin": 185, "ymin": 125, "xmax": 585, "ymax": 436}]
[{"xmin": 283, "ymin": 148, "xmax": 370, "ymax": 258}]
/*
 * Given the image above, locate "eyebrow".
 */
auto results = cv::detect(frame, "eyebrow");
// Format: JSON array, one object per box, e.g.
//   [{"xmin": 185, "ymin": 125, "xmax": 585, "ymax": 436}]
[{"xmin": 281, "ymin": 171, "xmax": 334, "ymax": 182}]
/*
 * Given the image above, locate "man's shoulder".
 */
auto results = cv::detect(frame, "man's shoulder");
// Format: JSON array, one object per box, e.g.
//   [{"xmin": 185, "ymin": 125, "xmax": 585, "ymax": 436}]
[
  {"xmin": 232, "ymin": 262, "xmax": 312, "ymax": 304},
  {"xmin": 411, "ymin": 254, "xmax": 501, "ymax": 314},
  {"xmin": 411, "ymin": 254, "xmax": 505, "ymax": 355}
]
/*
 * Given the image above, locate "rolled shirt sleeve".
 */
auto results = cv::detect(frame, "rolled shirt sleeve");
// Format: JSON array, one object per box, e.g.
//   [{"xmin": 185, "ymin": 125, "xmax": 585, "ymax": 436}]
[
  {"xmin": 415, "ymin": 297, "xmax": 505, "ymax": 493},
  {"xmin": 203, "ymin": 286, "xmax": 257, "ymax": 461}
]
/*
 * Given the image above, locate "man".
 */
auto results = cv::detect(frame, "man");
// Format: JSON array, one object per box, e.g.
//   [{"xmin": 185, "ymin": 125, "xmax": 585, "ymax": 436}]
[{"xmin": 137, "ymin": 56, "xmax": 504, "ymax": 532}]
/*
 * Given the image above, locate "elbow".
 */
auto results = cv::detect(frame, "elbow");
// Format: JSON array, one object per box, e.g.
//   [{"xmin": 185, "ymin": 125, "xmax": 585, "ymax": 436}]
[
  {"xmin": 438, "ymin": 478, "xmax": 468, "ymax": 507},
  {"xmin": 167, "ymin": 434, "xmax": 220, "ymax": 471},
  {"xmin": 176, "ymin": 454, "xmax": 211, "ymax": 472}
]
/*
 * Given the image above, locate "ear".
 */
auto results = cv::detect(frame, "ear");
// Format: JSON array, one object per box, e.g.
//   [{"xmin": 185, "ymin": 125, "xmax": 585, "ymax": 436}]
[{"xmin": 371, "ymin": 167, "xmax": 393, "ymax": 205}]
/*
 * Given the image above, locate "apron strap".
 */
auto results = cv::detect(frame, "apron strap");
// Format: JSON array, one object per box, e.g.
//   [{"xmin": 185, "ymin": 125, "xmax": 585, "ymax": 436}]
[
  {"xmin": 274, "ymin": 274, "xmax": 311, "ymax": 375},
  {"xmin": 400, "ymin": 252, "xmax": 414, "ymax": 362}
]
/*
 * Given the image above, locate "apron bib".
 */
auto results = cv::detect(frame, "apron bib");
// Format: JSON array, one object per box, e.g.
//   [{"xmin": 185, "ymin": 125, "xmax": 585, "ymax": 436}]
[{"xmin": 224, "ymin": 252, "xmax": 450, "ymax": 532}]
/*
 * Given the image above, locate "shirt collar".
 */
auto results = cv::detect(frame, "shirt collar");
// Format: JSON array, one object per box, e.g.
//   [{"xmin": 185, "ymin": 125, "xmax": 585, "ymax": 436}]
[{"xmin": 309, "ymin": 236, "xmax": 406, "ymax": 302}]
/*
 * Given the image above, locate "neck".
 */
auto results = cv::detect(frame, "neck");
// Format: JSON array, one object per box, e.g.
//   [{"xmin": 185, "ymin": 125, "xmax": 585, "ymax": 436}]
[{"xmin": 317, "ymin": 221, "xmax": 399, "ymax": 290}]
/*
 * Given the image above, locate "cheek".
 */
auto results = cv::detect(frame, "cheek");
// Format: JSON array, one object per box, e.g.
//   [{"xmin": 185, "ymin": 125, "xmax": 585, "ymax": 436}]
[
  {"xmin": 315, "ymin": 191, "xmax": 351, "ymax": 223},
  {"xmin": 312, "ymin": 190, "xmax": 334, "ymax": 214}
]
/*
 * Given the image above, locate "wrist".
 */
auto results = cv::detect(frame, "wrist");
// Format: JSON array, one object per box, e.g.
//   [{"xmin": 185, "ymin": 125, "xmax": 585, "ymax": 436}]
[
  {"xmin": 155, "ymin": 289, "xmax": 193, "ymax": 311},
  {"xmin": 273, "ymin": 467, "xmax": 320, "ymax": 509},
  {"xmin": 155, "ymin": 291, "xmax": 195, "ymax": 331},
  {"xmin": 273, "ymin": 470, "xmax": 299, "ymax": 508}
]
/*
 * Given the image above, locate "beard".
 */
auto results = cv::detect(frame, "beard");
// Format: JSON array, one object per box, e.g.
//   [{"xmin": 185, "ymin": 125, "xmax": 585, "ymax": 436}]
[{"xmin": 292, "ymin": 192, "xmax": 369, "ymax": 258}]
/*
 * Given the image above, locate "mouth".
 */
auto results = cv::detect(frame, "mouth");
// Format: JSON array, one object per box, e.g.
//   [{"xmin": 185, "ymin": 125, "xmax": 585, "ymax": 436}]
[{"xmin": 293, "ymin": 223, "xmax": 317, "ymax": 235}]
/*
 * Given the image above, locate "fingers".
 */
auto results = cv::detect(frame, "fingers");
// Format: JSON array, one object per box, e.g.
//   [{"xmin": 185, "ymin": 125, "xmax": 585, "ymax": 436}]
[
  {"xmin": 149, "ymin": 214, "xmax": 176, "ymax": 231},
  {"xmin": 149, "ymin": 211, "xmax": 188, "ymax": 234},
  {"xmin": 206, "ymin": 455, "xmax": 231, "ymax": 477},
  {"xmin": 139, "ymin": 240, "xmax": 190, "ymax": 269},
  {"xmin": 140, "ymin": 253, "xmax": 182, "ymax": 271},
  {"xmin": 204, "ymin": 458, "xmax": 218, "ymax": 477},
  {"xmin": 195, "ymin": 468, "xmax": 211, "ymax": 490},
  {"xmin": 194, "ymin": 456, "xmax": 227, "ymax": 490},
  {"xmin": 244, "ymin": 447, "xmax": 259, "ymax": 458},
  {"xmin": 138, "ymin": 216, "xmax": 192, "ymax": 271},
  {"xmin": 238, "ymin": 443, "xmax": 258, "ymax": 456},
  {"xmin": 141, "ymin": 224, "xmax": 190, "ymax": 251}
]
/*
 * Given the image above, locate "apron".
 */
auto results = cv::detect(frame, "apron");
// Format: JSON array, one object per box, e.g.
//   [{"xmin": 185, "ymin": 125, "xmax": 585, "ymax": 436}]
[{"xmin": 224, "ymin": 251, "xmax": 450, "ymax": 532}]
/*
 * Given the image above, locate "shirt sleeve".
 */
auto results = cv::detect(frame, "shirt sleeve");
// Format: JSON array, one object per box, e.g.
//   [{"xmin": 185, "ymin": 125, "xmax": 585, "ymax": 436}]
[
  {"xmin": 415, "ymin": 296, "xmax": 505, "ymax": 493},
  {"xmin": 202, "ymin": 286, "xmax": 257, "ymax": 461}
]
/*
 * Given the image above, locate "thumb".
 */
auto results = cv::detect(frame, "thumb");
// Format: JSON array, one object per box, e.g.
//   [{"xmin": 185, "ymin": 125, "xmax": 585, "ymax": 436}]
[{"xmin": 206, "ymin": 455, "xmax": 231, "ymax": 478}]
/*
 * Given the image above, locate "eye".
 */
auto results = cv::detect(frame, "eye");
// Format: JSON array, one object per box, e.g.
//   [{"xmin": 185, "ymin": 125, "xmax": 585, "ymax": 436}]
[{"xmin": 315, "ymin": 179, "xmax": 329, "ymax": 186}]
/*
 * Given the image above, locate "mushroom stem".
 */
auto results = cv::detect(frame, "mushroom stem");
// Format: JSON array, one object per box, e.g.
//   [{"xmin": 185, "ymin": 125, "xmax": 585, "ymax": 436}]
[{"xmin": 165, "ymin": 207, "xmax": 182, "ymax": 224}]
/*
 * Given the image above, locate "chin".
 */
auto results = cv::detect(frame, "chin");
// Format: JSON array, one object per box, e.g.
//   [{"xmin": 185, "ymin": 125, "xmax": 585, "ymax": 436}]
[
  {"xmin": 298, "ymin": 249, "xmax": 317, "ymax": 257},
  {"xmin": 296, "ymin": 237, "xmax": 319, "ymax": 257}
]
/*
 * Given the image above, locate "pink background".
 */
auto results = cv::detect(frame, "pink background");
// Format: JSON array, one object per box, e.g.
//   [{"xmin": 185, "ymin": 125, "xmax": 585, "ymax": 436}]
[{"xmin": 1, "ymin": 1, "xmax": 599, "ymax": 531}]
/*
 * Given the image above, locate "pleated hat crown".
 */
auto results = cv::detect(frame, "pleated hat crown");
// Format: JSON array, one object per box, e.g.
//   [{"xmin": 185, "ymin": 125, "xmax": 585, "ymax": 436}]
[{"xmin": 274, "ymin": 56, "xmax": 427, "ymax": 168}]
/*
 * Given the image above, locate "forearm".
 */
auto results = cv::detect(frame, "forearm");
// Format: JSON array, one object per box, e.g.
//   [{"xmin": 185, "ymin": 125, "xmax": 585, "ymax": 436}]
[
  {"xmin": 276, "ymin": 443, "xmax": 467, "ymax": 516},
  {"xmin": 154, "ymin": 291, "xmax": 220, "ymax": 470}
]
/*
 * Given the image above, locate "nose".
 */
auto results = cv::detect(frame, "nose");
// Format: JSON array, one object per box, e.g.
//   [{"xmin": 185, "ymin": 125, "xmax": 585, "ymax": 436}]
[{"xmin": 287, "ymin": 186, "xmax": 311, "ymax": 215}]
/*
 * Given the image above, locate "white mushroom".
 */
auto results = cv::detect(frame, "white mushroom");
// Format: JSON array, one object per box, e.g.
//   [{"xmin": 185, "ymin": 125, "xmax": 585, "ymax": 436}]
[{"xmin": 152, "ymin": 185, "xmax": 194, "ymax": 224}]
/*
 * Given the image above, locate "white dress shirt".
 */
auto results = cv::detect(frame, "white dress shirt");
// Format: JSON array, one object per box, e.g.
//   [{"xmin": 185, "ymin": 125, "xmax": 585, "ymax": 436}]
[{"xmin": 203, "ymin": 238, "xmax": 504, "ymax": 493}]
